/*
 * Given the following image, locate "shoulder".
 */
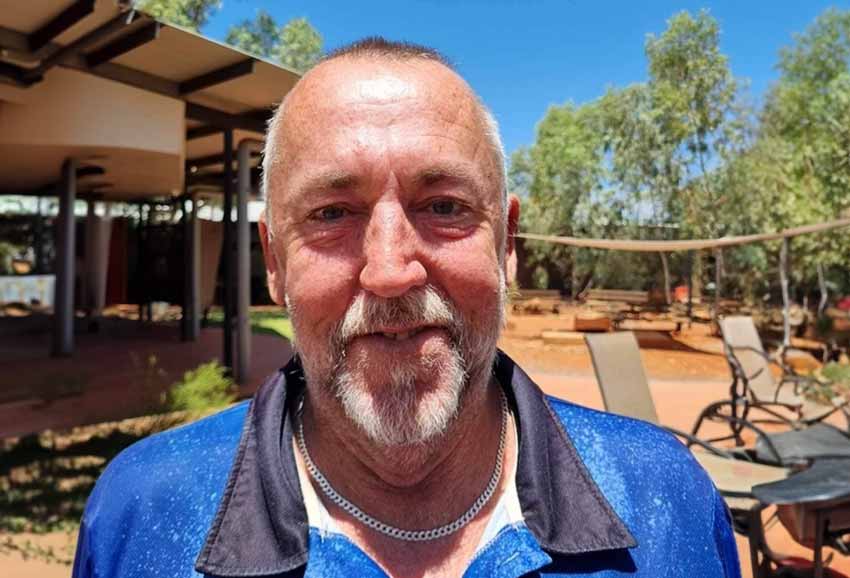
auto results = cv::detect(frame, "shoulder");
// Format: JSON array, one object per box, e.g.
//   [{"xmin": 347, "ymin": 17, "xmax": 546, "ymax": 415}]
[
  {"xmin": 542, "ymin": 396, "xmax": 740, "ymax": 577},
  {"xmin": 545, "ymin": 395, "xmax": 715, "ymax": 515},
  {"xmin": 74, "ymin": 402, "xmax": 251, "ymax": 578},
  {"xmin": 547, "ymin": 395, "xmax": 704, "ymax": 472},
  {"xmin": 94, "ymin": 401, "xmax": 251, "ymax": 499}
]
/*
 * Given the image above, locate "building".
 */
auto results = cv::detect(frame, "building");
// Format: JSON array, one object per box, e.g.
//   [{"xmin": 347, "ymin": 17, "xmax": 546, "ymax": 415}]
[{"xmin": 0, "ymin": 0, "xmax": 300, "ymax": 385}]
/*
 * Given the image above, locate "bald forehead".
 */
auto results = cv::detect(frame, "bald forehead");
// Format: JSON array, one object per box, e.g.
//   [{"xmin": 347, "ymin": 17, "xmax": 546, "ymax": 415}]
[
  {"xmin": 296, "ymin": 56, "xmax": 473, "ymax": 107},
  {"xmin": 273, "ymin": 56, "xmax": 487, "ymax": 158}
]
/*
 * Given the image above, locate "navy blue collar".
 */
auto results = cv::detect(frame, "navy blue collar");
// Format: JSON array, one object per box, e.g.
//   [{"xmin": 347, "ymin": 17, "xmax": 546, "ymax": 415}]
[{"xmin": 195, "ymin": 351, "xmax": 636, "ymax": 576}]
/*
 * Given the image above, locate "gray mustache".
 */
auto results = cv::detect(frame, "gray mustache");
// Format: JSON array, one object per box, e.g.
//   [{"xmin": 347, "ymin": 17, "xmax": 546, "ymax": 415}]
[{"xmin": 333, "ymin": 286, "xmax": 461, "ymax": 347}]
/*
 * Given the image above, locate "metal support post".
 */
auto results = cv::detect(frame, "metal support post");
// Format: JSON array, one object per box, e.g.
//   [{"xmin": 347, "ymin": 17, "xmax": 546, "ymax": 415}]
[
  {"xmin": 222, "ymin": 129, "xmax": 234, "ymax": 372},
  {"xmin": 235, "ymin": 139, "xmax": 262, "ymax": 383},
  {"xmin": 34, "ymin": 196, "xmax": 45, "ymax": 274},
  {"xmin": 181, "ymin": 193, "xmax": 201, "ymax": 341},
  {"xmin": 813, "ymin": 509, "xmax": 826, "ymax": 578},
  {"xmin": 659, "ymin": 251, "xmax": 671, "ymax": 305},
  {"xmin": 83, "ymin": 198, "xmax": 95, "ymax": 316},
  {"xmin": 136, "ymin": 203, "xmax": 146, "ymax": 324},
  {"xmin": 52, "ymin": 158, "xmax": 77, "ymax": 357}
]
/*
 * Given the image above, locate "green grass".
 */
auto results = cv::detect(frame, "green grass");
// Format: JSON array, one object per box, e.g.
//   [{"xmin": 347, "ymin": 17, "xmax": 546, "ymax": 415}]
[{"xmin": 207, "ymin": 309, "xmax": 293, "ymax": 340}]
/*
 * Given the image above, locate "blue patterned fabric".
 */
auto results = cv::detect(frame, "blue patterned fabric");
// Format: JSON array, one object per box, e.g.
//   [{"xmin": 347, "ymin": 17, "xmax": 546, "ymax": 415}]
[{"xmin": 72, "ymin": 352, "xmax": 740, "ymax": 577}]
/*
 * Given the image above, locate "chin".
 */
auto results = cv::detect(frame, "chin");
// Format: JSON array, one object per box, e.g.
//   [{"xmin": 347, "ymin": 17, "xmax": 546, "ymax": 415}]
[{"xmin": 333, "ymin": 346, "xmax": 468, "ymax": 447}]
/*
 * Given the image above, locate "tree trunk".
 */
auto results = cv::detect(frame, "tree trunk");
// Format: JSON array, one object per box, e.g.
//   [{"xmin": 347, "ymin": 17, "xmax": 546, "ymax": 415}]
[
  {"xmin": 713, "ymin": 248, "xmax": 723, "ymax": 319},
  {"xmin": 780, "ymin": 238, "xmax": 791, "ymax": 348},
  {"xmin": 570, "ymin": 249, "xmax": 579, "ymax": 300},
  {"xmin": 692, "ymin": 251, "xmax": 704, "ymax": 303},
  {"xmin": 817, "ymin": 263, "xmax": 828, "ymax": 317},
  {"xmin": 659, "ymin": 252, "xmax": 671, "ymax": 305}
]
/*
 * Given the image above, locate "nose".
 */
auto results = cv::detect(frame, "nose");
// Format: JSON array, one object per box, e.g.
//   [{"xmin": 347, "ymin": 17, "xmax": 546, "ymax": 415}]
[{"xmin": 359, "ymin": 201, "xmax": 427, "ymax": 298}]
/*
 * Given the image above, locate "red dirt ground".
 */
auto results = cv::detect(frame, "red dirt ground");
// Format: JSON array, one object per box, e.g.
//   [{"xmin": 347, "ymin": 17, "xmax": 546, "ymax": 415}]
[{"xmin": 0, "ymin": 319, "xmax": 291, "ymax": 438}]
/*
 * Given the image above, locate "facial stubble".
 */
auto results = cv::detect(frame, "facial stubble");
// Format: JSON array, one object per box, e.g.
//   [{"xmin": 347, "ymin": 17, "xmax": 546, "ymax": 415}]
[{"xmin": 290, "ymin": 278, "xmax": 506, "ymax": 448}]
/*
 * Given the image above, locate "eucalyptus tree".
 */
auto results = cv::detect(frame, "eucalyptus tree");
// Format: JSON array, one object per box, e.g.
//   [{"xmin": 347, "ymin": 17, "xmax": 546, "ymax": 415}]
[
  {"xmin": 226, "ymin": 12, "xmax": 323, "ymax": 73},
  {"xmin": 743, "ymin": 8, "xmax": 850, "ymax": 296},
  {"xmin": 135, "ymin": 0, "xmax": 220, "ymax": 31}
]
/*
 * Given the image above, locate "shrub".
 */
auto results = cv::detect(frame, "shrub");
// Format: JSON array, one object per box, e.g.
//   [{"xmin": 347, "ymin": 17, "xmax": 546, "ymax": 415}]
[
  {"xmin": 822, "ymin": 362, "xmax": 850, "ymax": 388},
  {"xmin": 806, "ymin": 361, "xmax": 850, "ymax": 405},
  {"xmin": 166, "ymin": 361, "xmax": 236, "ymax": 413}
]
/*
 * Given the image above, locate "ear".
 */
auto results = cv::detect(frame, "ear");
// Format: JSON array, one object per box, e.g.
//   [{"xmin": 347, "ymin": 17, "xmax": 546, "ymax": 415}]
[
  {"xmin": 503, "ymin": 194, "xmax": 520, "ymax": 285},
  {"xmin": 258, "ymin": 210, "xmax": 286, "ymax": 306}
]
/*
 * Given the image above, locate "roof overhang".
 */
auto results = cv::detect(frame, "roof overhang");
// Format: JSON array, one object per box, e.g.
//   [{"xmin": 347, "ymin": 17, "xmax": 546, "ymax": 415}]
[{"xmin": 0, "ymin": 0, "xmax": 301, "ymax": 201}]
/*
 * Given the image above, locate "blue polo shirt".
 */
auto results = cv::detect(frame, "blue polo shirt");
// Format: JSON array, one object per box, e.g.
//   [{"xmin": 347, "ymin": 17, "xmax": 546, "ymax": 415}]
[{"xmin": 72, "ymin": 352, "xmax": 741, "ymax": 577}]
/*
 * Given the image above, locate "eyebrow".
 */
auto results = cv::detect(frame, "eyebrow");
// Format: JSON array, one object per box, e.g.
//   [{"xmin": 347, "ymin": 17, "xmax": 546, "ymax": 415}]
[
  {"xmin": 412, "ymin": 163, "xmax": 484, "ymax": 196},
  {"xmin": 287, "ymin": 161, "xmax": 485, "ymax": 207},
  {"xmin": 289, "ymin": 170, "xmax": 360, "ymax": 204}
]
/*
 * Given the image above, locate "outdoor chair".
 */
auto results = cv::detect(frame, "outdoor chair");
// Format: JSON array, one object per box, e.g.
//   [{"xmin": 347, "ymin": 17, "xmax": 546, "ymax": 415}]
[
  {"xmin": 719, "ymin": 316, "xmax": 849, "ymax": 429},
  {"xmin": 585, "ymin": 331, "xmax": 850, "ymax": 577},
  {"xmin": 689, "ymin": 316, "xmax": 850, "ymax": 466},
  {"xmin": 586, "ymin": 331, "xmax": 786, "ymax": 463}
]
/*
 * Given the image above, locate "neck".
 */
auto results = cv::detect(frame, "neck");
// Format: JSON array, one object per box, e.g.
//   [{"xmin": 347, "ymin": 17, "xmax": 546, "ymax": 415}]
[{"xmin": 299, "ymin": 373, "xmax": 505, "ymax": 531}]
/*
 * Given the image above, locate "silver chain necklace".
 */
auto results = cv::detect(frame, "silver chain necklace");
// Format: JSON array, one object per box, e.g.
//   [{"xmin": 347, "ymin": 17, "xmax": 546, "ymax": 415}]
[{"xmin": 294, "ymin": 391, "xmax": 508, "ymax": 542}]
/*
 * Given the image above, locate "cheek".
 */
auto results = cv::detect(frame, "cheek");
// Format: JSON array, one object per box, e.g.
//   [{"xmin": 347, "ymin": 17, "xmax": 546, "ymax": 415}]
[
  {"xmin": 284, "ymin": 245, "xmax": 360, "ymax": 336},
  {"xmin": 426, "ymin": 234, "xmax": 504, "ymax": 318}
]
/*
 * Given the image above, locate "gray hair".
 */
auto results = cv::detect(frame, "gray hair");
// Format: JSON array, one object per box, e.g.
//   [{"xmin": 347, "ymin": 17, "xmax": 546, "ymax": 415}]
[{"xmin": 262, "ymin": 37, "xmax": 507, "ymax": 236}]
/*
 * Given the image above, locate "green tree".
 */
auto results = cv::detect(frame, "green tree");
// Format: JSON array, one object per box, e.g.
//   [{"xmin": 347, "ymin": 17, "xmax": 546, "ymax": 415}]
[
  {"xmin": 514, "ymin": 8, "xmax": 850, "ymax": 298},
  {"xmin": 276, "ymin": 17, "xmax": 323, "ymax": 72},
  {"xmin": 515, "ymin": 10, "xmax": 747, "ymax": 292},
  {"xmin": 226, "ymin": 12, "xmax": 323, "ymax": 73},
  {"xmin": 763, "ymin": 8, "xmax": 850, "ymax": 215},
  {"xmin": 642, "ymin": 10, "xmax": 748, "ymax": 238},
  {"xmin": 135, "ymin": 0, "xmax": 220, "ymax": 32},
  {"xmin": 512, "ymin": 102, "xmax": 606, "ymax": 290},
  {"xmin": 224, "ymin": 10, "xmax": 279, "ymax": 59},
  {"xmin": 732, "ymin": 8, "xmax": 850, "ymax": 294},
  {"xmin": 513, "ymin": 99, "xmax": 645, "ymax": 291}
]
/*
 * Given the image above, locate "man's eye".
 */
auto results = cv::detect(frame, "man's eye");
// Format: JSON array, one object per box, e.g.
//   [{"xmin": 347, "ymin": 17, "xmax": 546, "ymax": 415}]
[
  {"xmin": 313, "ymin": 206, "xmax": 348, "ymax": 221},
  {"xmin": 431, "ymin": 200, "xmax": 459, "ymax": 216}
]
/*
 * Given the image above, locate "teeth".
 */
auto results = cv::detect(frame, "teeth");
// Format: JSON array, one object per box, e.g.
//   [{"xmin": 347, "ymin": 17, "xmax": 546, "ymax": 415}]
[{"xmin": 381, "ymin": 330, "xmax": 417, "ymax": 340}]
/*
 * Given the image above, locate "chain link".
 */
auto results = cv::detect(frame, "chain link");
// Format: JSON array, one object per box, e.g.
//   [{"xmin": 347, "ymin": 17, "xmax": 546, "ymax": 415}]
[{"xmin": 295, "ymin": 391, "xmax": 508, "ymax": 542}]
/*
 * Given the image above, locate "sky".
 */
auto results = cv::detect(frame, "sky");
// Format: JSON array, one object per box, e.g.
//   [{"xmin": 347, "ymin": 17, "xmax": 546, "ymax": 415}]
[{"xmin": 202, "ymin": 0, "xmax": 850, "ymax": 156}]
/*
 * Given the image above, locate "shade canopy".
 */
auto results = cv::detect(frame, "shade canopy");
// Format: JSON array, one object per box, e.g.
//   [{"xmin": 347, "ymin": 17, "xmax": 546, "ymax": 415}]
[{"xmin": 517, "ymin": 218, "xmax": 850, "ymax": 253}]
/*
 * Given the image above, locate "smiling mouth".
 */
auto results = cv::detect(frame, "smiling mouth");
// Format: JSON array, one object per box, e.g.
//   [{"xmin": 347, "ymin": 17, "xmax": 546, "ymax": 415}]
[
  {"xmin": 379, "ymin": 329, "xmax": 422, "ymax": 341},
  {"xmin": 366, "ymin": 326, "xmax": 437, "ymax": 341}
]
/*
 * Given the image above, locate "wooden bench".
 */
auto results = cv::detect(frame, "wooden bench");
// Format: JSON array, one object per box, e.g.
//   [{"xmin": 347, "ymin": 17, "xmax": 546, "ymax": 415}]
[
  {"xmin": 583, "ymin": 289, "xmax": 649, "ymax": 305},
  {"xmin": 513, "ymin": 289, "xmax": 562, "ymax": 301},
  {"xmin": 511, "ymin": 289, "xmax": 562, "ymax": 315}
]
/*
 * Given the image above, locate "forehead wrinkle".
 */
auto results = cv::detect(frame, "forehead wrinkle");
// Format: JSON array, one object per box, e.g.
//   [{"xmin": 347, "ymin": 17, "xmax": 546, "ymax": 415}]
[
  {"xmin": 413, "ymin": 161, "xmax": 481, "ymax": 191},
  {"xmin": 287, "ymin": 169, "xmax": 360, "ymax": 205}
]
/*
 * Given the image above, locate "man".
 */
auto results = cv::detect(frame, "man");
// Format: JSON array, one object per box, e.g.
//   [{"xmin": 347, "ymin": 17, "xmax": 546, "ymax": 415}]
[{"xmin": 73, "ymin": 38, "xmax": 740, "ymax": 578}]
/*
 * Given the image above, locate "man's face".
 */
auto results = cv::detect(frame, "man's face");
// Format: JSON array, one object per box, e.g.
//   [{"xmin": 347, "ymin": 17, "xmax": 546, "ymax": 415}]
[{"xmin": 262, "ymin": 57, "xmax": 517, "ymax": 446}]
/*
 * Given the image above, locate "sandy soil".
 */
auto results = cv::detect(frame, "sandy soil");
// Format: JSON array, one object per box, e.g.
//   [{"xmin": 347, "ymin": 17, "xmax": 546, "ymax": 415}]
[{"xmin": 2, "ymin": 310, "xmax": 848, "ymax": 577}]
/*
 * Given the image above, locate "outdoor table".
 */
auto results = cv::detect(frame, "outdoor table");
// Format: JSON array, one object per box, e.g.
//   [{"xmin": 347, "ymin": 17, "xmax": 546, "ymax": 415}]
[{"xmin": 752, "ymin": 459, "xmax": 850, "ymax": 578}]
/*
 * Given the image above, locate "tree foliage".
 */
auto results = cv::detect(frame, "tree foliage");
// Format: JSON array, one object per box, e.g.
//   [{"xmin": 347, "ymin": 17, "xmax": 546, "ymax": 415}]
[
  {"xmin": 738, "ymin": 9, "xmax": 850, "ymax": 287},
  {"xmin": 136, "ymin": 2, "xmax": 323, "ymax": 73},
  {"xmin": 517, "ymin": 10, "xmax": 748, "ymax": 291},
  {"xmin": 135, "ymin": 0, "xmax": 220, "ymax": 31},
  {"xmin": 224, "ymin": 9, "xmax": 279, "ymax": 58},
  {"xmin": 226, "ymin": 12, "xmax": 323, "ymax": 73},
  {"xmin": 516, "ymin": 7, "xmax": 850, "ymax": 299}
]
